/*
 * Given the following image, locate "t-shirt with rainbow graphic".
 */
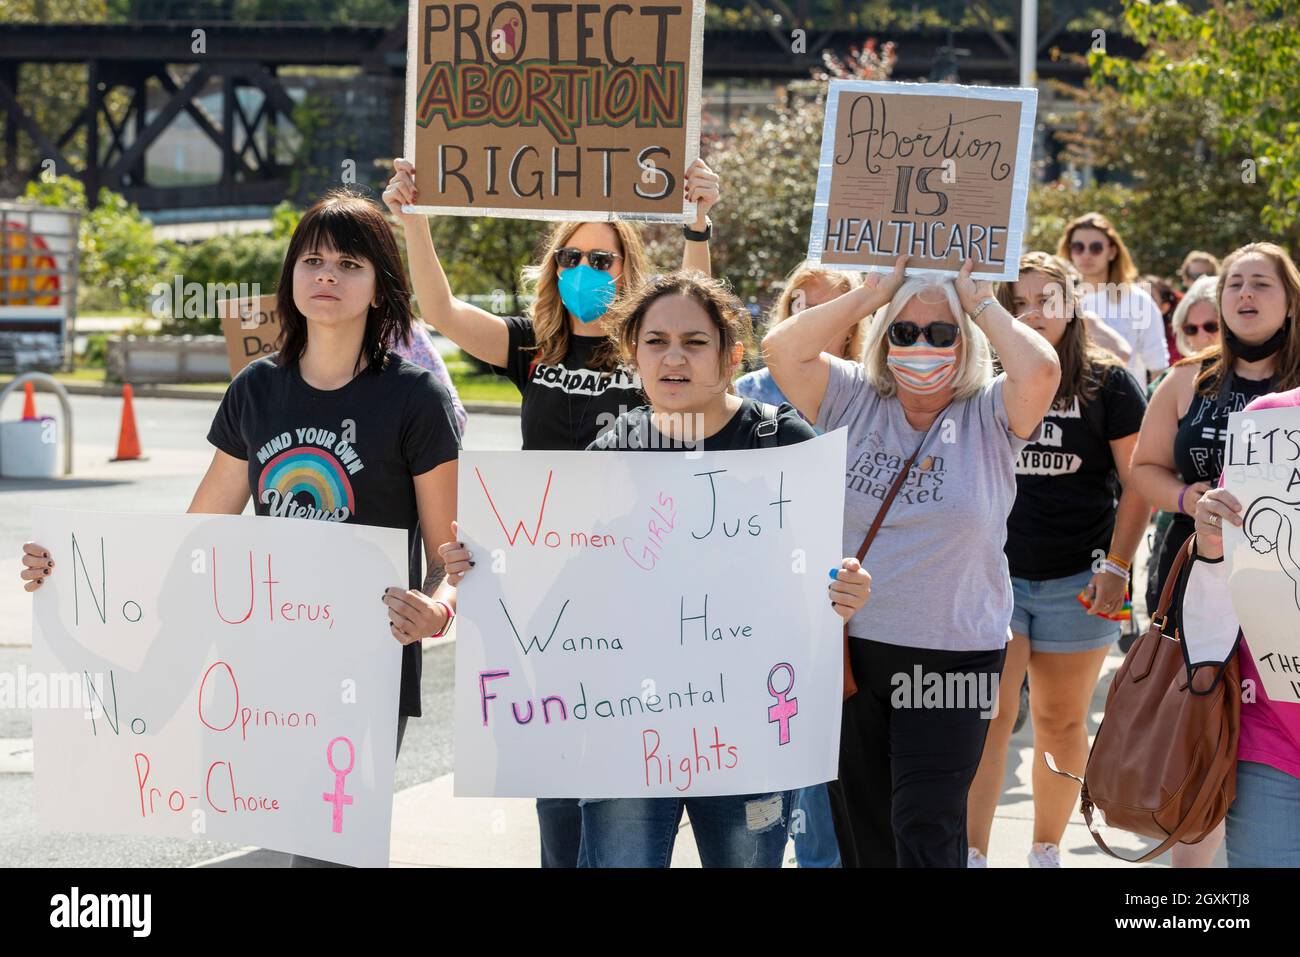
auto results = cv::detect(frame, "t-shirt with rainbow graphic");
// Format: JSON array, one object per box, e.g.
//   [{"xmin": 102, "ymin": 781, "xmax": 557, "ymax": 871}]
[{"xmin": 207, "ymin": 353, "xmax": 461, "ymax": 717}]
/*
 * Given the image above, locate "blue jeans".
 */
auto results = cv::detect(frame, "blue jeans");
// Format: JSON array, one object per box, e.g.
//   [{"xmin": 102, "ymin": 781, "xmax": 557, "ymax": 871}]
[
  {"xmin": 579, "ymin": 792, "xmax": 793, "ymax": 868},
  {"xmin": 791, "ymin": 785, "xmax": 841, "ymax": 867},
  {"xmin": 536, "ymin": 798, "xmax": 584, "ymax": 868},
  {"xmin": 1226, "ymin": 760, "xmax": 1300, "ymax": 867}
]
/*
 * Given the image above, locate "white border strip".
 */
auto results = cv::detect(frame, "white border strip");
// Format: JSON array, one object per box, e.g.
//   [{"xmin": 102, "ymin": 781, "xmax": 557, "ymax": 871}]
[
  {"xmin": 806, "ymin": 79, "xmax": 1039, "ymax": 282},
  {"xmin": 401, "ymin": 0, "xmax": 703, "ymax": 224}
]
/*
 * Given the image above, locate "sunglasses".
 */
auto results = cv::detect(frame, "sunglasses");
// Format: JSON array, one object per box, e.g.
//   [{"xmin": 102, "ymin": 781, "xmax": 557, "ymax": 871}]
[
  {"xmin": 1070, "ymin": 240, "xmax": 1108, "ymax": 256},
  {"xmin": 554, "ymin": 247, "xmax": 622, "ymax": 271},
  {"xmin": 1183, "ymin": 320, "xmax": 1220, "ymax": 336},
  {"xmin": 888, "ymin": 320, "xmax": 961, "ymax": 349}
]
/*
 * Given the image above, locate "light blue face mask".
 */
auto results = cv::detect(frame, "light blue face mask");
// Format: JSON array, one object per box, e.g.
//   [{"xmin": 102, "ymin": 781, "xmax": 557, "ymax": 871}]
[{"xmin": 557, "ymin": 264, "xmax": 616, "ymax": 323}]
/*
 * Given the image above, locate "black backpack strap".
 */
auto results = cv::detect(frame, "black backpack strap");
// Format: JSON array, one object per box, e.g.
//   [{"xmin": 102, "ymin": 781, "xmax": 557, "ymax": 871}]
[{"xmin": 755, "ymin": 402, "xmax": 781, "ymax": 448}]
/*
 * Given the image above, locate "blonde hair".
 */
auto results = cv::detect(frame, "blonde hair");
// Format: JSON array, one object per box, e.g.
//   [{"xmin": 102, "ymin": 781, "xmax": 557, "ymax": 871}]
[
  {"xmin": 1057, "ymin": 211, "xmax": 1139, "ymax": 295},
  {"xmin": 1180, "ymin": 250, "xmax": 1220, "ymax": 284},
  {"xmin": 521, "ymin": 219, "xmax": 649, "ymax": 368},
  {"xmin": 861, "ymin": 276, "xmax": 994, "ymax": 400},
  {"xmin": 1171, "ymin": 274, "xmax": 1220, "ymax": 357},
  {"xmin": 771, "ymin": 262, "xmax": 865, "ymax": 360}
]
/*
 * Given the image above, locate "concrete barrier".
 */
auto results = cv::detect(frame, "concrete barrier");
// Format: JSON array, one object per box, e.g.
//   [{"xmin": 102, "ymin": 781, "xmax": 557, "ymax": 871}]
[{"xmin": 105, "ymin": 335, "xmax": 230, "ymax": 384}]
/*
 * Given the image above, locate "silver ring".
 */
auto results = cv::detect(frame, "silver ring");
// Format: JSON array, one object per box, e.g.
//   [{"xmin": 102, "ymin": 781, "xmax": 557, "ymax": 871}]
[{"xmin": 1209, "ymin": 514, "xmax": 1221, "ymax": 527}]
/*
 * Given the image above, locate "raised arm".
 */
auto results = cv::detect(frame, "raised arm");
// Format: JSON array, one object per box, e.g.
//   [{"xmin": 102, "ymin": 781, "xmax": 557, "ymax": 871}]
[
  {"xmin": 762, "ymin": 255, "xmax": 904, "ymax": 421},
  {"xmin": 384, "ymin": 159, "xmax": 510, "ymax": 368},
  {"xmin": 681, "ymin": 158, "xmax": 720, "ymax": 277},
  {"xmin": 956, "ymin": 260, "xmax": 1060, "ymax": 439}
]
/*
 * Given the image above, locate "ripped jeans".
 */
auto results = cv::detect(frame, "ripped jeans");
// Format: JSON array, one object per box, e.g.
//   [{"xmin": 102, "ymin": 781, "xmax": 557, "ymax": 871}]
[{"xmin": 578, "ymin": 792, "xmax": 793, "ymax": 868}]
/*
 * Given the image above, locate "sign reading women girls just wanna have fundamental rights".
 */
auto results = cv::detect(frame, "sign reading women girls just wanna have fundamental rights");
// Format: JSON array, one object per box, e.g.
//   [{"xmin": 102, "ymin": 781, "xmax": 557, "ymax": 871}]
[
  {"xmin": 404, "ymin": 0, "xmax": 704, "ymax": 221},
  {"xmin": 808, "ymin": 80, "xmax": 1038, "ymax": 281},
  {"xmin": 30, "ymin": 509, "xmax": 406, "ymax": 867},
  {"xmin": 453, "ymin": 433, "xmax": 847, "ymax": 797}
]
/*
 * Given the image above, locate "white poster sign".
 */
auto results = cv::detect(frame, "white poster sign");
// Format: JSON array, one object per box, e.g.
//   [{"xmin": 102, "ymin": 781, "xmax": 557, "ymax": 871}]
[
  {"xmin": 1224, "ymin": 407, "xmax": 1300, "ymax": 703},
  {"xmin": 453, "ymin": 431, "xmax": 847, "ymax": 798},
  {"xmin": 31, "ymin": 509, "xmax": 406, "ymax": 867}
]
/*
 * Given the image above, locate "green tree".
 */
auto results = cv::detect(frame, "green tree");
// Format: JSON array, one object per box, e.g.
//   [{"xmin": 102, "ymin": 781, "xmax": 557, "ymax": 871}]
[{"xmin": 1091, "ymin": 0, "xmax": 1300, "ymax": 247}]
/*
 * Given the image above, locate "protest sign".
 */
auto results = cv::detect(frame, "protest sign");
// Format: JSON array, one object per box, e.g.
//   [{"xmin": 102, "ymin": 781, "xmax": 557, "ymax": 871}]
[
  {"xmin": 30, "ymin": 509, "xmax": 406, "ymax": 867},
  {"xmin": 403, "ymin": 0, "xmax": 704, "ymax": 221},
  {"xmin": 1224, "ymin": 407, "xmax": 1300, "ymax": 703},
  {"xmin": 217, "ymin": 294, "xmax": 280, "ymax": 377},
  {"xmin": 808, "ymin": 80, "xmax": 1038, "ymax": 281},
  {"xmin": 453, "ymin": 431, "xmax": 847, "ymax": 798}
]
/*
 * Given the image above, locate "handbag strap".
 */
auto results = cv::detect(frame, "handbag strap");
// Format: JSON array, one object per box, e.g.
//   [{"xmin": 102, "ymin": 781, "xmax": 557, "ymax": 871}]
[
  {"xmin": 1148, "ymin": 534, "xmax": 1198, "ymax": 632},
  {"xmin": 854, "ymin": 410, "xmax": 948, "ymax": 563}
]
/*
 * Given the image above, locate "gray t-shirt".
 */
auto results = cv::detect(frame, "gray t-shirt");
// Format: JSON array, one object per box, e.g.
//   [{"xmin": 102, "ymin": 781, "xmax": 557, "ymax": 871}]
[{"xmin": 816, "ymin": 357, "xmax": 1035, "ymax": 651}]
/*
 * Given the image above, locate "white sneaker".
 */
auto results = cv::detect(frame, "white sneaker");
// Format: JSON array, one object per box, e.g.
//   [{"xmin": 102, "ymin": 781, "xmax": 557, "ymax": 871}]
[
  {"xmin": 967, "ymin": 847, "xmax": 988, "ymax": 868},
  {"xmin": 1028, "ymin": 842, "xmax": 1061, "ymax": 868}
]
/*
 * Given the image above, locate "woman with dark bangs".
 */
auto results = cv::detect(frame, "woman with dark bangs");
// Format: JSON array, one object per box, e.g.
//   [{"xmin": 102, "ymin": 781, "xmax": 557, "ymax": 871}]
[{"xmin": 24, "ymin": 189, "xmax": 463, "ymax": 866}]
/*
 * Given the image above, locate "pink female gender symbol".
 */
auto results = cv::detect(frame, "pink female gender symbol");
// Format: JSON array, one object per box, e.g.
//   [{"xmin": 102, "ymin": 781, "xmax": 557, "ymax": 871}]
[
  {"xmin": 322, "ymin": 736, "xmax": 355, "ymax": 833},
  {"xmin": 767, "ymin": 662, "xmax": 798, "ymax": 746}
]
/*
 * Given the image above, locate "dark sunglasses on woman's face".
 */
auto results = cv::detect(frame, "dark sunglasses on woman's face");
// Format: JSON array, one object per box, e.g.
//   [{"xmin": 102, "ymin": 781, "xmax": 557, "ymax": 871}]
[
  {"xmin": 1184, "ymin": 320, "xmax": 1220, "ymax": 336},
  {"xmin": 554, "ymin": 247, "xmax": 622, "ymax": 271},
  {"xmin": 888, "ymin": 320, "xmax": 961, "ymax": 349},
  {"xmin": 1070, "ymin": 240, "xmax": 1108, "ymax": 256}
]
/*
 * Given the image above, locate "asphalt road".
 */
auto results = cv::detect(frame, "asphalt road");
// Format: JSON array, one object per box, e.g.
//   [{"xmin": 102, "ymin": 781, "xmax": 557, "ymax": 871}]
[{"xmin": 0, "ymin": 392, "xmax": 519, "ymax": 867}]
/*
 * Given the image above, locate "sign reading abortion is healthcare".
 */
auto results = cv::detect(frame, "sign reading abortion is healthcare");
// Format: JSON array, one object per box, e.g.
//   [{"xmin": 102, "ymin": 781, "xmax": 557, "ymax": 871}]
[
  {"xmin": 404, "ymin": 0, "xmax": 704, "ymax": 222},
  {"xmin": 808, "ymin": 80, "xmax": 1038, "ymax": 281}
]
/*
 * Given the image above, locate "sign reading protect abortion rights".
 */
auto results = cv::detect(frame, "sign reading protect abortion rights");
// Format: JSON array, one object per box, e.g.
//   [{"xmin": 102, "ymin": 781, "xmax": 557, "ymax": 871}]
[
  {"xmin": 1224, "ymin": 408, "xmax": 1300, "ymax": 704},
  {"xmin": 453, "ymin": 432, "xmax": 847, "ymax": 798},
  {"xmin": 808, "ymin": 80, "xmax": 1038, "ymax": 281},
  {"xmin": 403, "ymin": 0, "xmax": 704, "ymax": 221},
  {"xmin": 30, "ymin": 509, "xmax": 405, "ymax": 867}
]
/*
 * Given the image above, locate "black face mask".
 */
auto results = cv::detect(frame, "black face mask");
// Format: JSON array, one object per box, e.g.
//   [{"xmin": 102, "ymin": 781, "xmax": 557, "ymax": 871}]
[{"xmin": 1225, "ymin": 315, "xmax": 1291, "ymax": 362}]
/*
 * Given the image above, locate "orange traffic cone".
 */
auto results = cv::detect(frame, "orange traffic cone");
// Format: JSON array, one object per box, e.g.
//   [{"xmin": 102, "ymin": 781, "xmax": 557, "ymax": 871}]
[
  {"xmin": 21, "ymin": 381, "xmax": 36, "ymax": 420},
  {"xmin": 111, "ymin": 383, "xmax": 143, "ymax": 462}
]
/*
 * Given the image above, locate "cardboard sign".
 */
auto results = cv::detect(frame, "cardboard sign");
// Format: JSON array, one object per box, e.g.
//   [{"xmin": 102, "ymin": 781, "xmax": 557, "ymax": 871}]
[
  {"xmin": 403, "ymin": 0, "xmax": 705, "ymax": 222},
  {"xmin": 453, "ymin": 432, "xmax": 847, "ymax": 798},
  {"xmin": 808, "ymin": 80, "xmax": 1038, "ymax": 281},
  {"xmin": 218, "ymin": 294, "xmax": 280, "ymax": 377},
  {"xmin": 1224, "ymin": 407, "xmax": 1300, "ymax": 703},
  {"xmin": 31, "ymin": 508, "xmax": 406, "ymax": 867}
]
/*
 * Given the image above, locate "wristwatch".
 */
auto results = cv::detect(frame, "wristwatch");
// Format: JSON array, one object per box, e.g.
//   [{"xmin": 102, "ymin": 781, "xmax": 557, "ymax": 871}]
[{"xmin": 682, "ymin": 217, "xmax": 712, "ymax": 242}]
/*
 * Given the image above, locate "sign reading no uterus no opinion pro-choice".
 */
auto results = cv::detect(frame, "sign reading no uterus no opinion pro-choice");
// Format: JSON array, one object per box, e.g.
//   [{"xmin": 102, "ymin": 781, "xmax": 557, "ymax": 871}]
[
  {"xmin": 453, "ymin": 431, "xmax": 848, "ymax": 799},
  {"xmin": 809, "ymin": 80, "xmax": 1038, "ymax": 282},
  {"xmin": 31, "ymin": 509, "xmax": 406, "ymax": 867},
  {"xmin": 404, "ymin": 0, "xmax": 705, "ymax": 222}
]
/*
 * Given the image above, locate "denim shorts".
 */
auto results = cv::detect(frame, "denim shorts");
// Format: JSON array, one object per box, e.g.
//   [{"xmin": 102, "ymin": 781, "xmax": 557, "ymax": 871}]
[
  {"xmin": 1227, "ymin": 761, "xmax": 1300, "ymax": 867},
  {"xmin": 1009, "ymin": 569, "xmax": 1120, "ymax": 654}
]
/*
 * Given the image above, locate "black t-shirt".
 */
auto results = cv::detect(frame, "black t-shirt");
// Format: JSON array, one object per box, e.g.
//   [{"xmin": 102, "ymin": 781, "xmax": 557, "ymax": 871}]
[
  {"xmin": 1005, "ymin": 363, "xmax": 1148, "ymax": 580},
  {"xmin": 207, "ymin": 354, "xmax": 461, "ymax": 718},
  {"xmin": 491, "ymin": 314, "xmax": 643, "ymax": 450},
  {"xmin": 587, "ymin": 399, "xmax": 816, "ymax": 451}
]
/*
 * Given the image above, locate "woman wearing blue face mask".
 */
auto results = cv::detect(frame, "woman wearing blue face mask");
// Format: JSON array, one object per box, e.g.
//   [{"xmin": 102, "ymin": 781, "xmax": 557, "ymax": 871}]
[
  {"xmin": 385, "ymin": 158, "xmax": 720, "ymax": 452},
  {"xmin": 384, "ymin": 157, "xmax": 721, "ymax": 869}
]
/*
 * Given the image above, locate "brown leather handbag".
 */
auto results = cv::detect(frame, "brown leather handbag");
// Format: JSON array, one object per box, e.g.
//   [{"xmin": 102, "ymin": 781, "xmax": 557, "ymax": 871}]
[
  {"xmin": 1051, "ymin": 536, "xmax": 1241, "ymax": 862},
  {"xmin": 842, "ymin": 438, "xmax": 928, "ymax": 700}
]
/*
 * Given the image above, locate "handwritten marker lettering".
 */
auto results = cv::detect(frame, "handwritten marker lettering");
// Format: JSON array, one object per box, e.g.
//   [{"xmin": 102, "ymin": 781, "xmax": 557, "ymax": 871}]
[
  {"xmin": 767, "ymin": 663, "xmax": 798, "ymax": 746},
  {"xmin": 322, "ymin": 736, "xmax": 355, "ymax": 833}
]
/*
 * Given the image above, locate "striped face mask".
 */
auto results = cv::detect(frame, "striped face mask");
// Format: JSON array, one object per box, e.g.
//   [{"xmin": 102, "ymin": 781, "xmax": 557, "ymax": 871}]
[{"xmin": 886, "ymin": 345, "xmax": 959, "ymax": 395}]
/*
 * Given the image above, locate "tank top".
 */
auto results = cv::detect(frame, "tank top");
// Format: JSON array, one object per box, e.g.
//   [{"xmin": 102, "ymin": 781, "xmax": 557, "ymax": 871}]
[{"xmin": 1172, "ymin": 368, "xmax": 1275, "ymax": 513}]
